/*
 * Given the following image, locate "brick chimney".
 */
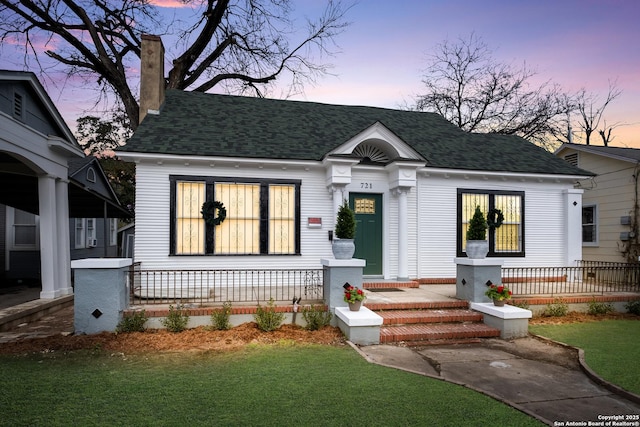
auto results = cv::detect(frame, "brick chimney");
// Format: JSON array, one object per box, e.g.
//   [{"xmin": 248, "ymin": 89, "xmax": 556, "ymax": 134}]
[{"xmin": 139, "ymin": 34, "xmax": 165, "ymax": 125}]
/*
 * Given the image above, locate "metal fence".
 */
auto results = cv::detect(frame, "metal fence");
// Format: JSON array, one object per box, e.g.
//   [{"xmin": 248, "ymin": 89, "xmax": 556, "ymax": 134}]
[
  {"xmin": 129, "ymin": 263, "xmax": 323, "ymax": 305},
  {"xmin": 503, "ymin": 261, "xmax": 640, "ymax": 296}
]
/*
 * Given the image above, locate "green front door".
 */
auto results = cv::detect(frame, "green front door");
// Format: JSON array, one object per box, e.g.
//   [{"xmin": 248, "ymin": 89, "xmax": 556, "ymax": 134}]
[{"xmin": 350, "ymin": 193, "xmax": 383, "ymax": 276}]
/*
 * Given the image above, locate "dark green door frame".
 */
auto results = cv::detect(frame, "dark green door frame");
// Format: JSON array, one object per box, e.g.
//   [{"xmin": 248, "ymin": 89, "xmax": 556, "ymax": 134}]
[{"xmin": 349, "ymin": 193, "xmax": 383, "ymax": 276}]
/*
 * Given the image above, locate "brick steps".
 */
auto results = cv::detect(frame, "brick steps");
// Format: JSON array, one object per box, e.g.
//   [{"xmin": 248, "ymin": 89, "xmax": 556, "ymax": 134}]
[
  {"xmin": 379, "ymin": 323, "xmax": 500, "ymax": 344},
  {"xmin": 372, "ymin": 301, "xmax": 500, "ymax": 345},
  {"xmin": 377, "ymin": 309, "xmax": 483, "ymax": 325}
]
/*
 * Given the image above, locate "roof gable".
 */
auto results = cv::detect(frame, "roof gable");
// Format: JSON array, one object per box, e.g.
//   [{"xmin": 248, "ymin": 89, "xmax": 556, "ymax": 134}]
[
  {"xmin": 69, "ymin": 156, "xmax": 120, "ymax": 203},
  {"xmin": 556, "ymin": 143, "xmax": 640, "ymax": 164},
  {"xmin": 0, "ymin": 70, "xmax": 82, "ymax": 154},
  {"xmin": 328, "ymin": 121, "xmax": 425, "ymax": 164},
  {"xmin": 122, "ymin": 90, "xmax": 591, "ymax": 176}
]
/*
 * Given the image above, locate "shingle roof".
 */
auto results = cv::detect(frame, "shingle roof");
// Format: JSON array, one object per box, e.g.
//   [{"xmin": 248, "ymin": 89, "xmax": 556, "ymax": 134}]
[{"xmin": 121, "ymin": 90, "xmax": 591, "ymax": 176}]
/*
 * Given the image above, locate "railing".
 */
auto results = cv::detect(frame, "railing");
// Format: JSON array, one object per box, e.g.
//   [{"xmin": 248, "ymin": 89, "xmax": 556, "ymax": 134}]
[
  {"xmin": 129, "ymin": 263, "xmax": 323, "ymax": 305},
  {"xmin": 503, "ymin": 261, "xmax": 640, "ymax": 296}
]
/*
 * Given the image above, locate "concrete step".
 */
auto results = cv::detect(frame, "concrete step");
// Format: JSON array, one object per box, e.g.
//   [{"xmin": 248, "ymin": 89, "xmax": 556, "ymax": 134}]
[
  {"xmin": 377, "ymin": 309, "xmax": 483, "ymax": 325},
  {"xmin": 379, "ymin": 323, "xmax": 501, "ymax": 344}
]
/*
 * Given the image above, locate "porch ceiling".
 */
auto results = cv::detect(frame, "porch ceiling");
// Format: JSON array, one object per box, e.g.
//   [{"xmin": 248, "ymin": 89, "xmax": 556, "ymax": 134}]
[{"xmin": 0, "ymin": 172, "xmax": 131, "ymax": 218}]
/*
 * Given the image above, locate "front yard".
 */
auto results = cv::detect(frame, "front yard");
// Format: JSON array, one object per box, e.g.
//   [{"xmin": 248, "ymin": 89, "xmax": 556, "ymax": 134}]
[{"xmin": 0, "ymin": 344, "xmax": 542, "ymax": 426}]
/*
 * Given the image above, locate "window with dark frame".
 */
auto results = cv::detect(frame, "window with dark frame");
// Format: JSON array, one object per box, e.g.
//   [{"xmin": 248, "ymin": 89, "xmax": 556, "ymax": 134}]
[
  {"xmin": 457, "ymin": 189, "xmax": 525, "ymax": 257},
  {"xmin": 170, "ymin": 176, "xmax": 301, "ymax": 256}
]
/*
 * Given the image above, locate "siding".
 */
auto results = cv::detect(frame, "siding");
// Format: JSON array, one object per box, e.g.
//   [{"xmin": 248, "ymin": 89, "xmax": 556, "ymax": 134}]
[
  {"xmin": 416, "ymin": 176, "xmax": 575, "ymax": 278},
  {"xmin": 134, "ymin": 162, "xmax": 334, "ymax": 270},
  {"xmin": 134, "ymin": 161, "xmax": 579, "ymax": 279},
  {"xmin": 573, "ymin": 150, "xmax": 637, "ymax": 262}
]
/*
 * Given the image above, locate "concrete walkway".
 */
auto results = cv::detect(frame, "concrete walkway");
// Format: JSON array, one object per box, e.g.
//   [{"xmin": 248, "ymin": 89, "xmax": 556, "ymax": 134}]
[{"xmin": 356, "ymin": 338, "xmax": 640, "ymax": 426}]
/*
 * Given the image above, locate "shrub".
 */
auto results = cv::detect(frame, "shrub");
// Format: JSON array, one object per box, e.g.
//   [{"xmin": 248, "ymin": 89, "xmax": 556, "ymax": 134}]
[
  {"xmin": 335, "ymin": 199, "xmax": 356, "ymax": 239},
  {"xmin": 543, "ymin": 298, "xmax": 568, "ymax": 317},
  {"xmin": 302, "ymin": 305, "xmax": 333, "ymax": 331},
  {"xmin": 587, "ymin": 299, "xmax": 614, "ymax": 315},
  {"xmin": 625, "ymin": 300, "xmax": 640, "ymax": 315},
  {"xmin": 161, "ymin": 304, "xmax": 190, "ymax": 333},
  {"xmin": 466, "ymin": 206, "xmax": 487, "ymax": 241},
  {"xmin": 254, "ymin": 298, "xmax": 285, "ymax": 332},
  {"xmin": 116, "ymin": 310, "xmax": 148, "ymax": 333},
  {"xmin": 210, "ymin": 301, "xmax": 232, "ymax": 330}
]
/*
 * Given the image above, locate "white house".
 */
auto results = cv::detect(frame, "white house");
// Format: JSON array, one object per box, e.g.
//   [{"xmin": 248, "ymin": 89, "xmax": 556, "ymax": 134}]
[{"xmin": 117, "ymin": 36, "xmax": 592, "ymax": 283}]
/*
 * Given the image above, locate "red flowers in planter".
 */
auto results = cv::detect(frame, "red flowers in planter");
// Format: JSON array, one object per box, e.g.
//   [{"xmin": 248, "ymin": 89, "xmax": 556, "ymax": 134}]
[
  {"xmin": 343, "ymin": 285, "xmax": 365, "ymax": 304},
  {"xmin": 485, "ymin": 284, "xmax": 512, "ymax": 301}
]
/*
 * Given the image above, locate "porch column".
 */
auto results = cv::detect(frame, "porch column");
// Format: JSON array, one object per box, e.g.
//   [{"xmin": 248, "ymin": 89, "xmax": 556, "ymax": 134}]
[
  {"xmin": 56, "ymin": 178, "xmax": 73, "ymax": 295},
  {"xmin": 329, "ymin": 184, "xmax": 347, "ymax": 227},
  {"xmin": 396, "ymin": 188, "xmax": 409, "ymax": 281},
  {"xmin": 38, "ymin": 174, "xmax": 60, "ymax": 299}
]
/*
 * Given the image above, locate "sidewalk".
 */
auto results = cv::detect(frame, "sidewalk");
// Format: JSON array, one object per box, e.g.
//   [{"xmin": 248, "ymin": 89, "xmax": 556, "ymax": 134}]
[{"xmin": 356, "ymin": 338, "xmax": 640, "ymax": 425}]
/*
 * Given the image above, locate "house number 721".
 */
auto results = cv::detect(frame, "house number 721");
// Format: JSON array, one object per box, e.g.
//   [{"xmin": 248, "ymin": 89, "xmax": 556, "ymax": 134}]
[{"xmin": 360, "ymin": 182, "xmax": 373, "ymax": 189}]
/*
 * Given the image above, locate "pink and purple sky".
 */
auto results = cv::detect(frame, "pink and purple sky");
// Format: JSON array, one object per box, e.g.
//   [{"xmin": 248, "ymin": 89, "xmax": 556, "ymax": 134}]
[{"xmin": 2, "ymin": 0, "xmax": 639, "ymax": 148}]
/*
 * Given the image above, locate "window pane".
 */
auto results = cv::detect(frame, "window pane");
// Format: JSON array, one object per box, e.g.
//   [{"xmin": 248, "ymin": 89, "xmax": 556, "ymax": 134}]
[
  {"xmin": 494, "ymin": 195, "xmax": 522, "ymax": 253},
  {"xmin": 110, "ymin": 218, "xmax": 117, "ymax": 246},
  {"xmin": 215, "ymin": 183, "xmax": 260, "ymax": 254},
  {"xmin": 582, "ymin": 206, "xmax": 596, "ymax": 243},
  {"xmin": 14, "ymin": 209, "xmax": 37, "ymax": 246},
  {"xmin": 15, "ymin": 226, "xmax": 36, "ymax": 245},
  {"xmin": 269, "ymin": 185, "xmax": 295, "ymax": 254},
  {"xmin": 176, "ymin": 181, "xmax": 205, "ymax": 254},
  {"xmin": 461, "ymin": 193, "xmax": 488, "ymax": 250},
  {"xmin": 75, "ymin": 218, "xmax": 85, "ymax": 248}
]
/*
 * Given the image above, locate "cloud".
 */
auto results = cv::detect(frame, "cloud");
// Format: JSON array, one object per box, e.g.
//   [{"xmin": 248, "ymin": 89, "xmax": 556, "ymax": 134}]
[{"xmin": 149, "ymin": 0, "xmax": 191, "ymax": 8}]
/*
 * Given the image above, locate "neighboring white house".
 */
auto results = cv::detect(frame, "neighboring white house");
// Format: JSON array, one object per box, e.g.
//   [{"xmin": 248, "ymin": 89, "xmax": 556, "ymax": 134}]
[
  {"xmin": 117, "ymin": 36, "xmax": 592, "ymax": 282},
  {"xmin": 555, "ymin": 143, "xmax": 640, "ymax": 263}
]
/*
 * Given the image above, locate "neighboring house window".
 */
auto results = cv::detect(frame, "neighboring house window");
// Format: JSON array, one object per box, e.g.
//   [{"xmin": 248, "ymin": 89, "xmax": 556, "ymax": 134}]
[
  {"xmin": 170, "ymin": 176, "xmax": 301, "ymax": 255},
  {"xmin": 75, "ymin": 218, "xmax": 97, "ymax": 248},
  {"xmin": 109, "ymin": 218, "xmax": 118, "ymax": 246},
  {"xmin": 457, "ymin": 189, "xmax": 525, "ymax": 257},
  {"xmin": 582, "ymin": 205, "xmax": 598, "ymax": 245},
  {"xmin": 86, "ymin": 167, "xmax": 96, "ymax": 183},
  {"xmin": 87, "ymin": 218, "xmax": 96, "ymax": 247},
  {"xmin": 75, "ymin": 218, "xmax": 86, "ymax": 249},
  {"xmin": 12, "ymin": 208, "xmax": 37, "ymax": 249}
]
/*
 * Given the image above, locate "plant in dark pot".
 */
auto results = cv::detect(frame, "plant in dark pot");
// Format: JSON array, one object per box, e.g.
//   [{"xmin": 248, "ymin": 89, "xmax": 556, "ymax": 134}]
[
  {"xmin": 465, "ymin": 205, "xmax": 503, "ymax": 259},
  {"xmin": 332, "ymin": 199, "xmax": 357, "ymax": 259}
]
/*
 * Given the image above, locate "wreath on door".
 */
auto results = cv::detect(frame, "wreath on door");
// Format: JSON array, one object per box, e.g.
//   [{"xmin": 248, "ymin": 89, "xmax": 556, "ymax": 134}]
[
  {"xmin": 487, "ymin": 208, "xmax": 504, "ymax": 229},
  {"xmin": 201, "ymin": 200, "xmax": 227, "ymax": 226}
]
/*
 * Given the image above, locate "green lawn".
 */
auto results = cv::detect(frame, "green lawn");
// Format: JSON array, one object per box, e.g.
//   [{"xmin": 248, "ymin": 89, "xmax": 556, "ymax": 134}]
[
  {"xmin": 530, "ymin": 319, "xmax": 640, "ymax": 395},
  {"xmin": 0, "ymin": 344, "xmax": 543, "ymax": 426}
]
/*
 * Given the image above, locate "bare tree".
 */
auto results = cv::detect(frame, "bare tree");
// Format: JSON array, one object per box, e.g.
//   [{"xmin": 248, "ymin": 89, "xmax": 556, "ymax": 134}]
[
  {"xmin": 0, "ymin": 0, "xmax": 351, "ymax": 130},
  {"xmin": 75, "ymin": 110, "xmax": 135, "ymax": 216},
  {"xmin": 574, "ymin": 81, "xmax": 622, "ymax": 146},
  {"xmin": 414, "ymin": 33, "xmax": 569, "ymax": 148}
]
